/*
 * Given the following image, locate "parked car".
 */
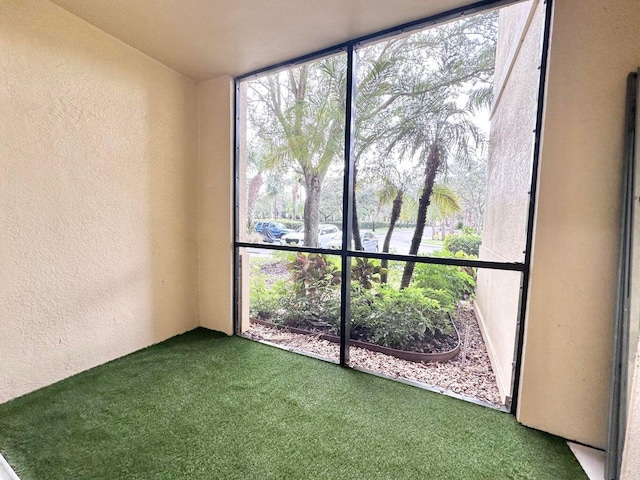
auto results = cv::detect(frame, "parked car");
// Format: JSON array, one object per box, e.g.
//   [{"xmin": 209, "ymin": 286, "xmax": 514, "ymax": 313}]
[
  {"xmin": 253, "ymin": 221, "xmax": 291, "ymax": 239},
  {"xmin": 281, "ymin": 224, "xmax": 340, "ymax": 247},
  {"xmin": 326, "ymin": 231, "xmax": 379, "ymax": 252}
]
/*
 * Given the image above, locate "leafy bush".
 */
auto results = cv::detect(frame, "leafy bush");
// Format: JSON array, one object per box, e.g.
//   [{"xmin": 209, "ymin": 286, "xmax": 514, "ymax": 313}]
[
  {"xmin": 271, "ymin": 253, "xmax": 342, "ymax": 328},
  {"xmin": 277, "ymin": 289, "xmax": 341, "ymax": 328},
  {"xmin": 412, "ymin": 261, "xmax": 475, "ymax": 302},
  {"xmin": 351, "ymin": 257, "xmax": 386, "ymax": 289},
  {"xmin": 422, "ymin": 287, "xmax": 455, "ymax": 313},
  {"xmin": 249, "ymin": 265, "xmax": 287, "ymax": 320},
  {"xmin": 249, "ymin": 253, "xmax": 466, "ymax": 352},
  {"xmin": 444, "ymin": 233, "xmax": 482, "ymax": 256},
  {"xmin": 288, "ymin": 253, "xmax": 341, "ymax": 298},
  {"xmin": 352, "ymin": 286, "xmax": 452, "ymax": 351}
]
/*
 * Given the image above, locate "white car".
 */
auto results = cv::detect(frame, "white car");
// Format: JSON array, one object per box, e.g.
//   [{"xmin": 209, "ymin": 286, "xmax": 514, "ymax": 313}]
[
  {"xmin": 326, "ymin": 231, "xmax": 379, "ymax": 252},
  {"xmin": 281, "ymin": 224, "xmax": 340, "ymax": 248}
]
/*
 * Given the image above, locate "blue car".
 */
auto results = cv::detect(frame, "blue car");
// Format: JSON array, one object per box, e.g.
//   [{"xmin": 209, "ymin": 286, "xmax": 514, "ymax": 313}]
[{"xmin": 254, "ymin": 221, "xmax": 291, "ymax": 239}]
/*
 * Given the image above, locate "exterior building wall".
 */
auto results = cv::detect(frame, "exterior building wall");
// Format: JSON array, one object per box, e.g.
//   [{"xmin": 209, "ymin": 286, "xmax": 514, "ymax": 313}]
[
  {"xmin": 475, "ymin": 0, "xmax": 544, "ymax": 403},
  {"xmin": 0, "ymin": 0, "xmax": 199, "ymax": 403},
  {"xmin": 518, "ymin": 0, "xmax": 640, "ymax": 449}
]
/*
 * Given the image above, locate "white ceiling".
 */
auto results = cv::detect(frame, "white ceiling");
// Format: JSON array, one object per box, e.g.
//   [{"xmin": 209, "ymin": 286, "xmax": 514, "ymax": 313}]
[{"xmin": 49, "ymin": 0, "xmax": 475, "ymax": 82}]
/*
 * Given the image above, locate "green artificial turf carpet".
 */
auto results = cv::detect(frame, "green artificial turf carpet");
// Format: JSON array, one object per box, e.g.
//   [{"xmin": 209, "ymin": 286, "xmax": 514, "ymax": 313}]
[{"xmin": 0, "ymin": 329, "xmax": 586, "ymax": 479}]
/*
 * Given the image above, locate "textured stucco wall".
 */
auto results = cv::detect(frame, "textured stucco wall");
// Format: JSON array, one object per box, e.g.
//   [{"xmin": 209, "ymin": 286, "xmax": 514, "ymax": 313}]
[
  {"xmin": 197, "ymin": 76, "xmax": 234, "ymax": 335},
  {"xmin": 518, "ymin": 0, "xmax": 640, "ymax": 448},
  {"xmin": 475, "ymin": 0, "xmax": 543, "ymax": 402},
  {"xmin": 0, "ymin": 0, "xmax": 199, "ymax": 403}
]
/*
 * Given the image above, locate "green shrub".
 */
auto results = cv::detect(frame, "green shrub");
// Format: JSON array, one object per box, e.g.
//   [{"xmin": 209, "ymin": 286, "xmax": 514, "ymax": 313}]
[
  {"xmin": 444, "ymin": 233, "xmax": 482, "ymax": 256},
  {"xmin": 249, "ymin": 268, "xmax": 287, "ymax": 320},
  {"xmin": 288, "ymin": 253, "xmax": 341, "ymax": 298},
  {"xmin": 271, "ymin": 253, "xmax": 342, "ymax": 328},
  {"xmin": 277, "ymin": 289, "xmax": 341, "ymax": 328},
  {"xmin": 354, "ymin": 286, "xmax": 452, "ymax": 350},
  {"xmin": 351, "ymin": 257, "xmax": 386, "ymax": 289},
  {"xmin": 412, "ymin": 262, "xmax": 475, "ymax": 302},
  {"xmin": 250, "ymin": 252, "xmax": 466, "ymax": 351},
  {"xmin": 422, "ymin": 288, "xmax": 455, "ymax": 313}
]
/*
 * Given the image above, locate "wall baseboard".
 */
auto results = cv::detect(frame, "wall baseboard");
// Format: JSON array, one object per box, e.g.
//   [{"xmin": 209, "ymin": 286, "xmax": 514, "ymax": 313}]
[{"xmin": 472, "ymin": 300, "xmax": 510, "ymax": 403}]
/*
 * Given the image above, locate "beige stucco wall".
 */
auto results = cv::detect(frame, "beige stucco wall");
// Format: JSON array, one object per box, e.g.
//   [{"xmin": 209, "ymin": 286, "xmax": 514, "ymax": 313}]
[
  {"xmin": 197, "ymin": 76, "xmax": 234, "ymax": 335},
  {"xmin": 518, "ymin": 0, "xmax": 640, "ymax": 449},
  {"xmin": 475, "ymin": 0, "xmax": 543, "ymax": 403},
  {"xmin": 0, "ymin": 0, "xmax": 199, "ymax": 403}
]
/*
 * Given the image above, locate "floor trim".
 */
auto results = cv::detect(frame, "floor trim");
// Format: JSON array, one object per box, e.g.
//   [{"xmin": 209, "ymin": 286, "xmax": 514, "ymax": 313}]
[
  {"xmin": 0, "ymin": 454, "xmax": 20, "ymax": 480},
  {"xmin": 568, "ymin": 442, "xmax": 605, "ymax": 480}
]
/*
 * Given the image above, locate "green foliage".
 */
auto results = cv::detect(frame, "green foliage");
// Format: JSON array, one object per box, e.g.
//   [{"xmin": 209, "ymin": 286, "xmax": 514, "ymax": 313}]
[
  {"xmin": 274, "ymin": 253, "xmax": 342, "ymax": 328},
  {"xmin": 351, "ymin": 257, "xmax": 386, "ymax": 289},
  {"xmin": 352, "ymin": 286, "xmax": 453, "ymax": 351},
  {"xmin": 288, "ymin": 253, "xmax": 341, "ymax": 298},
  {"xmin": 422, "ymin": 288, "xmax": 455, "ymax": 313},
  {"xmin": 412, "ymin": 261, "xmax": 475, "ymax": 302},
  {"xmin": 248, "ymin": 262, "xmax": 281, "ymax": 320},
  {"xmin": 278, "ymin": 290, "xmax": 341, "ymax": 328},
  {"xmin": 249, "ymin": 251, "xmax": 474, "ymax": 352},
  {"xmin": 444, "ymin": 233, "xmax": 482, "ymax": 256}
]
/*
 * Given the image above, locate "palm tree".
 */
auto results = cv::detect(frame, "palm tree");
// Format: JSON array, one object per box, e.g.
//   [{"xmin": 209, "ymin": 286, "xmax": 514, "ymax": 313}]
[
  {"xmin": 359, "ymin": 14, "xmax": 495, "ymax": 289},
  {"xmin": 351, "ymin": 13, "xmax": 495, "ymax": 282},
  {"xmin": 398, "ymin": 98, "xmax": 482, "ymax": 289},
  {"xmin": 427, "ymin": 184, "xmax": 463, "ymax": 240},
  {"xmin": 352, "ymin": 40, "xmax": 407, "ymax": 250},
  {"xmin": 376, "ymin": 177, "xmax": 406, "ymax": 284}
]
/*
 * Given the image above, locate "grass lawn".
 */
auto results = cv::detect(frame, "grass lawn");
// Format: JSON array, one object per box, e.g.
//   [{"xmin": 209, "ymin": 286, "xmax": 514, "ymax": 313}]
[{"xmin": 0, "ymin": 329, "xmax": 586, "ymax": 479}]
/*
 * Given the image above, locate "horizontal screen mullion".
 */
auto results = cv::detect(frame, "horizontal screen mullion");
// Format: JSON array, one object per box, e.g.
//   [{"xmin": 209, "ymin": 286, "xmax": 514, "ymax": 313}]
[{"xmin": 235, "ymin": 242, "xmax": 525, "ymax": 272}]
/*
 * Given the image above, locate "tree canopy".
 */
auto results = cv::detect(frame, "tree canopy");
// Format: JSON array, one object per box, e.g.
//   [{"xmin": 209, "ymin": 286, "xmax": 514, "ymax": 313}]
[{"xmin": 244, "ymin": 9, "xmax": 497, "ymax": 279}]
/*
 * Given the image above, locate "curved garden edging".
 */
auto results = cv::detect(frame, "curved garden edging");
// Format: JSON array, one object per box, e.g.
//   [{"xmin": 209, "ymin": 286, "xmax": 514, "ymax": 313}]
[{"xmin": 250, "ymin": 318, "xmax": 461, "ymax": 363}]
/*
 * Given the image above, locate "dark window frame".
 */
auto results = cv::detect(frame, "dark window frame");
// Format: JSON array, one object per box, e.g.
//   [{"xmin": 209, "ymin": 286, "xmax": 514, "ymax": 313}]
[{"xmin": 233, "ymin": 0, "xmax": 553, "ymax": 414}]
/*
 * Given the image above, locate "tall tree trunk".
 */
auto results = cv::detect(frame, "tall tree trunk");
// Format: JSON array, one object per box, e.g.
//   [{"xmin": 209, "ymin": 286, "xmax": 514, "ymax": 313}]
[
  {"xmin": 303, "ymin": 174, "xmax": 322, "ymax": 247},
  {"xmin": 400, "ymin": 145, "xmax": 441, "ymax": 289},
  {"xmin": 380, "ymin": 189, "xmax": 404, "ymax": 284},
  {"xmin": 352, "ymin": 164, "xmax": 363, "ymax": 251},
  {"xmin": 292, "ymin": 183, "xmax": 299, "ymax": 220},
  {"xmin": 246, "ymin": 171, "xmax": 263, "ymax": 230}
]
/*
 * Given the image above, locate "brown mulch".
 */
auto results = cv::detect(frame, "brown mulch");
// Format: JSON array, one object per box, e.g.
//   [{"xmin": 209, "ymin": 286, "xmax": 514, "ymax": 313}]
[{"xmin": 243, "ymin": 301, "xmax": 503, "ymax": 406}]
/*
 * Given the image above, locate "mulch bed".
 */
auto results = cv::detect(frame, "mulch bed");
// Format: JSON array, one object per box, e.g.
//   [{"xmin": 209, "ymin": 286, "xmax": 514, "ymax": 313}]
[{"xmin": 244, "ymin": 301, "xmax": 503, "ymax": 406}]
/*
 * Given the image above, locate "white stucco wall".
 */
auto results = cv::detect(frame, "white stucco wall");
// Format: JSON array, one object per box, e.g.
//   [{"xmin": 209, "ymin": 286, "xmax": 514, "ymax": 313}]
[
  {"xmin": 197, "ymin": 76, "xmax": 234, "ymax": 335},
  {"xmin": 474, "ymin": 0, "xmax": 543, "ymax": 403},
  {"xmin": 518, "ymin": 0, "xmax": 640, "ymax": 449},
  {"xmin": 0, "ymin": 0, "xmax": 199, "ymax": 403}
]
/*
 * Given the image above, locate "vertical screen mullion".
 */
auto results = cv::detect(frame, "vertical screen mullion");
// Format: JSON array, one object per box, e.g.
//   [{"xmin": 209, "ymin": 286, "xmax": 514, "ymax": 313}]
[{"xmin": 339, "ymin": 45, "xmax": 357, "ymax": 366}]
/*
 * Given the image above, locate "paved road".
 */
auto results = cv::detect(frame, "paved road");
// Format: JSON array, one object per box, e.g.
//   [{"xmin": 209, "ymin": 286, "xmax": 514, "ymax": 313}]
[
  {"xmin": 371, "ymin": 227, "xmax": 438, "ymax": 255},
  {"xmin": 247, "ymin": 226, "xmax": 439, "ymax": 256}
]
